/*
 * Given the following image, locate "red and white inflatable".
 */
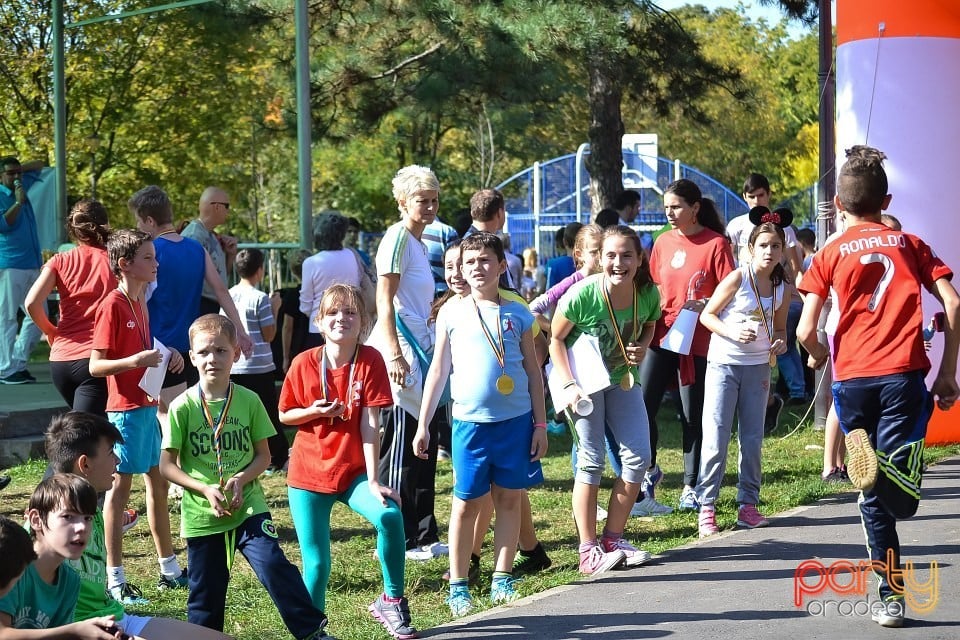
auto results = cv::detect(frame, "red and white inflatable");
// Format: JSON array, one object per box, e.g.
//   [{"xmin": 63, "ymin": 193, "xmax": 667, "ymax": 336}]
[{"xmin": 837, "ymin": 1, "xmax": 960, "ymax": 443}]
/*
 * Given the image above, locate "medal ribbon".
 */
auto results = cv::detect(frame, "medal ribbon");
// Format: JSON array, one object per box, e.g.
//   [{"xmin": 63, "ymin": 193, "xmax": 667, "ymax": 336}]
[
  {"xmin": 600, "ymin": 278, "xmax": 639, "ymax": 371},
  {"xmin": 198, "ymin": 382, "xmax": 235, "ymax": 490},
  {"xmin": 118, "ymin": 285, "xmax": 150, "ymax": 351},
  {"xmin": 473, "ymin": 297, "xmax": 506, "ymax": 376},
  {"xmin": 746, "ymin": 266, "xmax": 776, "ymax": 345},
  {"xmin": 319, "ymin": 344, "xmax": 360, "ymax": 423}
]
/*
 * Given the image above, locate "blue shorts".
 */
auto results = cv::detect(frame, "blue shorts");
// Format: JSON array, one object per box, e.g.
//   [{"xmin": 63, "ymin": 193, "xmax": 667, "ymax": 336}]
[
  {"xmin": 451, "ymin": 411, "xmax": 543, "ymax": 500},
  {"xmin": 108, "ymin": 406, "xmax": 160, "ymax": 474}
]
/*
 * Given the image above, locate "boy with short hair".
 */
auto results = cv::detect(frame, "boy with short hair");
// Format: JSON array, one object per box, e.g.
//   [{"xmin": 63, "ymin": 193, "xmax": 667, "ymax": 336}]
[
  {"xmin": 0, "ymin": 516, "xmax": 35, "ymax": 600},
  {"xmin": 0, "ymin": 474, "xmax": 124, "ymax": 637},
  {"xmin": 89, "ymin": 228, "xmax": 188, "ymax": 605},
  {"xmin": 413, "ymin": 232, "xmax": 548, "ymax": 617},
  {"xmin": 225, "ymin": 248, "xmax": 287, "ymax": 472},
  {"xmin": 798, "ymin": 145, "xmax": 960, "ymax": 628},
  {"xmin": 45, "ymin": 411, "xmax": 232, "ymax": 640},
  {"xmin": 160, "ymin": 315, "xmax": 329, "ymax": 639}
]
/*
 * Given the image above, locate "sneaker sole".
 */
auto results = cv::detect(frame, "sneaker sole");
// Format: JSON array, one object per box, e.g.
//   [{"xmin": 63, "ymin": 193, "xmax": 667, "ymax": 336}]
[
  {"xmin": 844, "ymin": 428, "xmax": 878, "ymax": 491},
  {"xmin": 699, "ymin": 528, "xmax": 720, "ymax": 539},
  {"xmin": 581, "ymin": 549, "xmax": 626, "ymax": 576},
  {"xmin": 368, "ymin": 605, "xmax": 418, "ymax": 639},
  {"xmin": 872, "ymin": 613, "xmax": 905, "ymax": 628},
  {"xmin": 621, "ymin": 551, "xmax": 652, "ymax": 567},
  {"xmin": 736, "ymin": 518, "xmax": 770, "ymax": 529}
]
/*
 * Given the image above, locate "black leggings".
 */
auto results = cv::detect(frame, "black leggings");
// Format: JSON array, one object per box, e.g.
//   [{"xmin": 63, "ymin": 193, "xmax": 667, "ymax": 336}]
[
  {"xmin": 50, "ymin": 359, "xmax": 108, "ymax": 417},
  {"xmin": 638, "ymin": 346, "xmax": 707, "ymax": 487},
  {"xmin": 230, "ymin": 371, "xmax": 288, "ymax": 470}
]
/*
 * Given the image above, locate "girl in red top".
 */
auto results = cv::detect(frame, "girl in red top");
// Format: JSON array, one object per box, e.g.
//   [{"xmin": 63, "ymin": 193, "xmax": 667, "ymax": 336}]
[
  {"xmin": 25, "ymin": 199, "xmax": 116, "ymax": 415},
  {"xmin": 279, "ymin": 284, "xmax": 417, "ymax": 640},
  {"xmin": 639, "ymin": 179, "xmax": 735, "ymax": 512}
]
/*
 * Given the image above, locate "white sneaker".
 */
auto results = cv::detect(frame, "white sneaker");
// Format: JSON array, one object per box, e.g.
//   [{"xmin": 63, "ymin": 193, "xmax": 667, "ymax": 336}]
[
  {"xmin": 405, "ymin": 541, "xmax": 449, "ymax": 561},
  {"xmin": 596, "ymin": 505, "xmax": 608, "ymax": 521},
  {"xmin": 631, "ymin": 496, "xmax": 674, "ymax": 517}
]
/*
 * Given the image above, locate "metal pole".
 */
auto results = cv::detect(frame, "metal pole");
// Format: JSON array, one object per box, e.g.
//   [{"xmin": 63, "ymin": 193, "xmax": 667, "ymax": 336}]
[
  {"xmin": 814, "ymin": 0, "xmax": 836, "ymax": 430},
  {"xmin": 52, "ymin": 0, "xmax": 68, "ymax": 243},
  {"xmin": 295, "ymin": 0, "xmax": 313, "ymax": 251}
]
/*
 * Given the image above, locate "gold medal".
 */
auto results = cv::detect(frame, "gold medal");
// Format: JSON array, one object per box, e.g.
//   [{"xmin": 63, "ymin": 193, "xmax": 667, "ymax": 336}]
[
  {"xmin": 475, "ymin": 297, "xmax": 514, "ymax": 396},
  {"xmin": 620, "ymin": 371, "xmax": 635, "ymax": 391},
  {"xmin": 769, "ymin": 353, "xmax": 777, "ymax": 368}
]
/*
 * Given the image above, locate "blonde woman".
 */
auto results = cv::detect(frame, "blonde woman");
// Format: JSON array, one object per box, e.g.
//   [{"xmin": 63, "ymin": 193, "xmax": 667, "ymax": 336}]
[{"xmin": 368, "ymin": 165, "xmax": 448, "ymax": 560}]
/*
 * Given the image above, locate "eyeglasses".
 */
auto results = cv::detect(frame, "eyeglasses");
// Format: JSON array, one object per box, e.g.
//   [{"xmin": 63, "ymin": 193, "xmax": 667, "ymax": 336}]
[{"xmin": 212, "ymin": 202, "xmax": 230, "ymax": 209}]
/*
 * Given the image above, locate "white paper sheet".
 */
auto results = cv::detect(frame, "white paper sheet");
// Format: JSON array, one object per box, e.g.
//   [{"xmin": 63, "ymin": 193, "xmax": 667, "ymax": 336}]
[
  {"xmin": 661, "ymin": 307, "xmax": 699, "ymax": 355},
  {"xmin": 139, "ymin": 338, "xmax": 171, "ymax": 400},
  {"xmin": 546, "ymin": 333, "xmax": 611, "ymax": 413}
]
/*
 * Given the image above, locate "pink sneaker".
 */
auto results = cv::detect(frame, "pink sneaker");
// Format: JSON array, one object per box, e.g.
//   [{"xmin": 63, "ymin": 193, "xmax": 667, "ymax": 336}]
[
  {"xmin": 600, "ymin": 536, "xmax": 651, "ymax": 567},
  {"xmin": 578, "ymin": 544, "xmax": 625, "ymax": 576},
  {"xmin": 736, "ymin": 504, "xmax": 769, "ymax": 529},
  {"xmin": 698, "ymin": 506, "xmax": 719, "ymax": 538}
]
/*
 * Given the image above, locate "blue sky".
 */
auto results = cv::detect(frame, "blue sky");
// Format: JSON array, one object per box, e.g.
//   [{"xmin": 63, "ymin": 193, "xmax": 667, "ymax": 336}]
[{"xmin": 654, "ymin": 1, "xmax": 817, "ymax": 38}]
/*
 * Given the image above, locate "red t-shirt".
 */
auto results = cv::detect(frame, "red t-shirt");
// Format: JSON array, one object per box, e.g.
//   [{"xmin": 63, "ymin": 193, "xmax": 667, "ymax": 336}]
[
  {"xmin": 650, "ymin": 227, "xmax": 735, "ymax": 357},
  {"xmin": 800, "ymin": 223, "xmax": 952, "ymax": 381},
  {"xmin": 91, "ymin": 289, "xmax": 155, "ymax": 411},
  {"xmin": 280, "ymin": 345, "xmax": 393, "ymax": 494},
  {"xmin": 46, "ymin": 245, "xmax": 117, "ymax": 361}
]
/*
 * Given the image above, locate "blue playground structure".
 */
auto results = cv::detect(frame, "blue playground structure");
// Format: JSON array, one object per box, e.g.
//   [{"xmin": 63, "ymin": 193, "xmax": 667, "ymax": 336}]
[{"xmin": 498, "ymin": 145, "xmax": 747, "ymax": 260}]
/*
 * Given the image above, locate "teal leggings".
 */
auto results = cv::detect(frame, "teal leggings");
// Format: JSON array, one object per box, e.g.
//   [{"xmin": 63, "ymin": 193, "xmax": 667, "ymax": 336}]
[{"xmin": 288, "ymin": 475, "xmax": 405, "ymax": 610}]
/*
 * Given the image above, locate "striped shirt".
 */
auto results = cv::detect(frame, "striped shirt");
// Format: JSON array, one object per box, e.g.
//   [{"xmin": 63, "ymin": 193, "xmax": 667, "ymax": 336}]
[
  {"xmin": 421, "ymin": 220, "xmax": 460, "ymax": 294},
  {"xmin": 224, "ymin": 283, "xmax": 276, "ymax": 374}
]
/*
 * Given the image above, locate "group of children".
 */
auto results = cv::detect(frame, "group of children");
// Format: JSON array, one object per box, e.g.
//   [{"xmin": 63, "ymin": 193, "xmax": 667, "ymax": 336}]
[{"xmin": 1, "ymin": 144, "xmax": 954, "ymax": 636}]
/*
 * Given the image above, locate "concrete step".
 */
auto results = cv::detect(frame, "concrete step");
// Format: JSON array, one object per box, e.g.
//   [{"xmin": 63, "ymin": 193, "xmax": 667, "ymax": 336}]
[
  {"xmin": 0, "ymin": 434, "xmax": 46, "ymax": 468},
  {"xmin": 0, "ymin": 407, "xmax": 64, "ymax": 440}
]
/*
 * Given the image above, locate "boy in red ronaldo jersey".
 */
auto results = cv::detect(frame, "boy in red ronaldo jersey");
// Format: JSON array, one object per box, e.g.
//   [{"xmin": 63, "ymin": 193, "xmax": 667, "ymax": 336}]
[{"xmin": 798, "ymin": 146, "xmax": 960, "ymax": 628}]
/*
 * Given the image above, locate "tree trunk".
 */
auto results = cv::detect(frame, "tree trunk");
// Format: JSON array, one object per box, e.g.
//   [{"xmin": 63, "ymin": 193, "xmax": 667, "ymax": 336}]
[{"xmin": 584, "ymin": 58, "xmax": 624, "ymax": 219}]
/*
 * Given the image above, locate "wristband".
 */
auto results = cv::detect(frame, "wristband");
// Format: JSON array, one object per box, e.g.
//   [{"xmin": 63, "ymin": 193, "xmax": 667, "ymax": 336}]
[
  {"xmin": 562, "ymin": 380, "xmax": 578, "ymax": 389},
  {"xmin": 388, "ymin": 353, "xmax": 403, "ymax": 362},
  {"xmin": 533, "ymin": 422, "xmax": 547, "ymax": 429}
]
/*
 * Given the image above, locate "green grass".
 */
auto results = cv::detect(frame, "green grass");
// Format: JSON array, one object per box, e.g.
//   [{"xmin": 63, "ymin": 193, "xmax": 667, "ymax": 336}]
[{"xmin": 3, "ymin": 402, "xmax": 958, "ymax": 639}]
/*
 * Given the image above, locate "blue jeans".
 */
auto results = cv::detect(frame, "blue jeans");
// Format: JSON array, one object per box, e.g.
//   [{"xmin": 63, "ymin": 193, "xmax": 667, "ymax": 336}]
[
  {"xmin": 0, "ymin": 267, "xmax": 41, "ymax": 378},
  {"xmin": 696, "ymin": 362, "xmax": 769, "ymax": 506},
  {"xmin": 776, "ymin": 300, "xmax": 806, "ymax": 399},
  {"xmin": 186, "ymin": 512, "xmax": 327, "ymax": 637},
  {"xmin": 833, "ymin": 371, "xmax": 933, "ymax": 599}
]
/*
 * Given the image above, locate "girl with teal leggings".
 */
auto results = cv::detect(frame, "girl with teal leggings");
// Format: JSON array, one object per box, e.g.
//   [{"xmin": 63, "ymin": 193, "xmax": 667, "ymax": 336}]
[{"xmin": 279, "ymin": 284, "xmax": 418, "ymax": 640}]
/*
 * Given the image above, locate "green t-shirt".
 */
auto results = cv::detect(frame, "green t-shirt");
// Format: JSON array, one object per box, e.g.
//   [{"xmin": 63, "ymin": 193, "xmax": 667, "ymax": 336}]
[
  {"xmin": 163, "ymin": 383, "xmax": 276, "ymax": 538},
  {"xmin": 0, "ymin": 562, "xmax": 79, "ymax": 629},
  {"xmin": 557, "ymin": 273, "xmax": 661, "ymax": 385},
  {"xmin": 67, "ymin": 511, "xmax": 125, "ymax": 622}
]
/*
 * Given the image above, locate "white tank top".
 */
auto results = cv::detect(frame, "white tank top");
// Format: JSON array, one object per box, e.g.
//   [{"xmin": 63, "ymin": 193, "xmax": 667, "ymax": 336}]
[{"xmin": 707, "ymin": 265, "xmax": 786, "ymax": 366}]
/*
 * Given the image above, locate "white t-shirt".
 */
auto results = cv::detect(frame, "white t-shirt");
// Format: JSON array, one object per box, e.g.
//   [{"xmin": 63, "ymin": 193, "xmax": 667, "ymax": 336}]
[
  {"xmin": 300, "ymin": 248, "xmax": 362, "ymax": 333},
  {"xmin": 726, "ymin": 213, "xmax": 798, "ymax": 266},
  {"xmin": 368, "ymin": 221, "xmax": 435, "ymax": 416}
]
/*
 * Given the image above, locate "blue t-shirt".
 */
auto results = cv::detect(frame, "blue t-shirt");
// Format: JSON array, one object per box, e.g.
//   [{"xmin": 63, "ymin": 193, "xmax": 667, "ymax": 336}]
[
  {"xmin": 148, "ymin": 235, "xmax": 206, "ymax": 352},
  {"xmin": 545, "ymin": 255, "xmax": 575, "ymax": 289},
  {"xmin": 0, "ymin": 170, "xmax": 42, "ymax": 269},
  {"xmin": 440, "ymin": 294, "xmax": 534, "ymax": 422}
]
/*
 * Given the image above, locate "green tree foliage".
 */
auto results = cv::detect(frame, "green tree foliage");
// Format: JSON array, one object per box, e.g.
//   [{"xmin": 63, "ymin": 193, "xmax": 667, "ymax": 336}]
[
  {"xmin": 0, "ymin": 0, "xmax": 279, "ymax": 230},
  {"xmin": 0, "ymin": 0, "xmax": 823, "ymax": 244},
  {"xmin": 623, "ymin": 5, "xmax": 818, "ymax": 201}
]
